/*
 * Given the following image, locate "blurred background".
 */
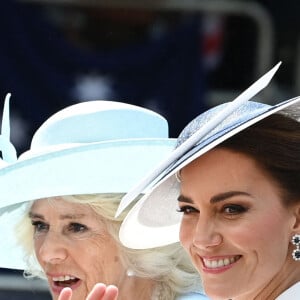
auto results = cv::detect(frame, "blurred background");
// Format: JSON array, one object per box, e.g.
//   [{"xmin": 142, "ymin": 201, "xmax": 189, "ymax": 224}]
[{"xmin": 0, "ymin": 0, "xmax": 299, "ymax": 298}]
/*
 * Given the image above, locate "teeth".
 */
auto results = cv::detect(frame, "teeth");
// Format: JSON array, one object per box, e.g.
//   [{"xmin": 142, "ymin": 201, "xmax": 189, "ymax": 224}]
[
  {"xmin": 53, "ymin": 275, "xmax": 76, "ymax": 282},
  {"xmin": 203, "ymin": 256, "xmax": 239, "ymax": 269}
]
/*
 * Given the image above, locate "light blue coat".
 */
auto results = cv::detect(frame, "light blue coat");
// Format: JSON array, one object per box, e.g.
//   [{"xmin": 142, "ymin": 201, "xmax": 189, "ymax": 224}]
[{"xmin": 177, "ymin": 292, "xmax": 208, "ymax": 299}]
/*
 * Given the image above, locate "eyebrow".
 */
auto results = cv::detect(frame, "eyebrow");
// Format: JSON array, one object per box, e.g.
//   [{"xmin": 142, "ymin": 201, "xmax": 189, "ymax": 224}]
[
  {"xmin": 29, "ymin": 212, "xmax": 86, "ymax": 220},
  {"xmin": 178, "ymin": 191, "xmax": 251, "ymax": 204}
]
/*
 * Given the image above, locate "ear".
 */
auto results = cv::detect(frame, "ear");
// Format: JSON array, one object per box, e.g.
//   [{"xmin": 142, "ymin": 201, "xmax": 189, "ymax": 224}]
[{"xmin": 290, "ymin": 203, "xmax": 300, "ymax": 233}]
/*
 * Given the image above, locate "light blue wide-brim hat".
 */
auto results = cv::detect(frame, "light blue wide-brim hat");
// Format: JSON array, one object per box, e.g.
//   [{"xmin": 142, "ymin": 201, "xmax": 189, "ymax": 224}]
[
  {"xmin": 117, "ymin": 63, "xmax": 300, "ymax": 249},
  {"xmin": 0, "ymin": 97, "xmax": 176, "ymax": 270}
]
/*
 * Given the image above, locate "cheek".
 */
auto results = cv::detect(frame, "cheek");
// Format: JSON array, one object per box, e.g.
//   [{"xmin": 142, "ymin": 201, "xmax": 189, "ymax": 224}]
[
  {"xmin": 82, "ymin": 237, "xmax": 124, "ymax": 283},
  {"xmin": 179, "ymin": 218, "xmax": 194, "ymax": 249},
  {"xmin": 33, "ymin": 237, "xmax": 44, "ymax": 262},
  {"xmin": 78, "ymin": 241, "xmax": 107, "ymax": 283},
  {"xmin": 233, "ymin": 214, "xmax": 290, "ymax": 260},
  {"xmin": 256, "ymin": 216, "xmax": 290, "ymax": 255}
]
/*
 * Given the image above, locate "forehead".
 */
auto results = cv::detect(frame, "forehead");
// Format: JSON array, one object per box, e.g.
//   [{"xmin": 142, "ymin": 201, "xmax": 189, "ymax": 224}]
[
  {"xmin": 180, "ymin": 148, "xmax": 274, "ymax": 195},
  {"xmin": 30, "ymin": 197, "xmax": 96, "ymax": 217},
  {"xmin": 181, "ymin": 148, "xmax": 254, "ymax": 176}
]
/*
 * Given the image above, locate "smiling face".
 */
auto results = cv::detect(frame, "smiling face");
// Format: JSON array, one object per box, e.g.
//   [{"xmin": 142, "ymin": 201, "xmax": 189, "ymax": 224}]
[
  {"xmin": 30, "ymin": 198, "xmax": 125, "ymax": 300},
  {"xmin": 179, "ymin": 148, "xmax": 300, "ymax": 299}
]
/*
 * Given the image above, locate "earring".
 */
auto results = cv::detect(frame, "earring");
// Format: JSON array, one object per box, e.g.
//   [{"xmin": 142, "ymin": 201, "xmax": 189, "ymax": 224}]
[
  {"xmin": 126, "ymin": 268, "xmax": 135, "ymax": 277},
  {"xmin": 291, "ymin": 234, "xmax": 300, "ymax": 261},
  {"xmin": 175, "ymin": 171, "xmax": 181, "ymax": 182}
]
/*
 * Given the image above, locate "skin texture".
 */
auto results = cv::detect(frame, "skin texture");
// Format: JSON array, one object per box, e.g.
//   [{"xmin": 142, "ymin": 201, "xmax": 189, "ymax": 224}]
[
  {"xmin": 58, "ymin": 284, "xmax": 118, "ymax": 300},
  {"xmin": 178, "ymin": 148, "xmax": 300, "ymax": 300},
  {"xmin": 30, "ymin": 198, "xmax": 127, "ymax": 300}
]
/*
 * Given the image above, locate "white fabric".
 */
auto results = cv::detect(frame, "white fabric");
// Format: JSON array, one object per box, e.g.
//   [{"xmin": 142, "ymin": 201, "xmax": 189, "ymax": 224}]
[
  {"xmin": 275, "ymin": 282, "xmax": 300, "ymax": 299},
  {"xmin": 177, "ymin": 283, "xmax": 300, "ymax": 299}
]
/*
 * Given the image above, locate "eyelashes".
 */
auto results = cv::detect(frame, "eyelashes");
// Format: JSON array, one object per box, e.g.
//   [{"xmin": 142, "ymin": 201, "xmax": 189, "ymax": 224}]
[
  {"xmin": 222, "ymin": 204, "xmax": 249, "ymax": 214},
  {"xmin": 177, "ymin": 206, "xmax": 198, "ymax": 215},
  {"xmin": 67, "ymin": 222, "xmax": 88, "ymax": 233},
  {"xmin": 31, "ymin": 220, "xmax": 48, "ymax": 233},
  {"xmin": 31, "ymin": 220, "xmax": 89, "ymax": 235},
  {"xmin": 177, "ymin": 204, "xmax": 249, "ymax": 216}
]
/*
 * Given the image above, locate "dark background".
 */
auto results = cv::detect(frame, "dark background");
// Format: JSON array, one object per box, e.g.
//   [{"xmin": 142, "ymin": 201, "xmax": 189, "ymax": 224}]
[
  {"xmin": 0, "ymin": 0, "xmax": 299, "ymax": 299},
  {"xmin": 0, "ymin": 0, "xmax": 299, "ymax": 154}
]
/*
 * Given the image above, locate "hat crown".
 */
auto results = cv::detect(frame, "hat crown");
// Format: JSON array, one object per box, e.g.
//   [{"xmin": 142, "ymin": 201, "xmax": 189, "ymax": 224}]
[
  {"xmin": 0, "ymin": 99, "xmax": 177, "ymax": 270},
  {"xmin": 177, "ymin": 101, "xmax": 269, "ymax": 147},
  {"xmin": 31, "ymin": 101, "xmax": 169, "ymax": 149}
]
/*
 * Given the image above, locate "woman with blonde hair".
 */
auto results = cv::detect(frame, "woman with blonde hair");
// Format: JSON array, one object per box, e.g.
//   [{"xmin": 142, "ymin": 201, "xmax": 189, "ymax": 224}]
[{"xmin": 0, "ymin": 98, "xmax": 205, "ymax": 300}]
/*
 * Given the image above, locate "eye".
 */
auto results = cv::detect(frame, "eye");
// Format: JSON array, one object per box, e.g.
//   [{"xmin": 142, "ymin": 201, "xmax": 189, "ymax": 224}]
[
  {"xmin": 222, "ymin": 204, "xmax": 248, "ymax": 215},
  {"xmin": 67, "ymin": 222, "xmax": 88, "ymax": 233},
  {"xmin": 177, "ymin": 205, "xmax": 199, "ymax": 215},
  {"xmin": 31, "ymin": 220, "xmax": 49, "ymax": 233}
]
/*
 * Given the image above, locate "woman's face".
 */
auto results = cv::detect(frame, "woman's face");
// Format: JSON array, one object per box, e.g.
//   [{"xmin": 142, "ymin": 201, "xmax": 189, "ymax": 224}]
[
  {"xmin": 179, "ymin": 148, "xmax": 299, "ymax": 299},
  {"xmin": 30, "ymin": 198, "xmax": 124, "ymax": 300}
]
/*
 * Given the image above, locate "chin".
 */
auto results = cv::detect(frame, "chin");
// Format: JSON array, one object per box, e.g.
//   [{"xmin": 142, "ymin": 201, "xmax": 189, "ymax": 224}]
[{"xmin": 203, "ymin": 284, "xmax": 235, "ymax": 300}]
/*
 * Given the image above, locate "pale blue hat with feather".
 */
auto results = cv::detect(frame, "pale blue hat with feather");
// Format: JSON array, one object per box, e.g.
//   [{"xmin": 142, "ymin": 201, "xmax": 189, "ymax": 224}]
[{"xmin": 0, "ymin": 96, "xmax": 176, "ymax": 269}]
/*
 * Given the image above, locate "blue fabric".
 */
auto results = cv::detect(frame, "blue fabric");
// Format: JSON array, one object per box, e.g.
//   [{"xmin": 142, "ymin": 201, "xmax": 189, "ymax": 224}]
[
  {"xmin": 176, "ymin": 292, "xmax": 209, "ymax": 299},
  {"xmin": 0, "ymin": 1, "xmax": 207, "ymax": 152}
]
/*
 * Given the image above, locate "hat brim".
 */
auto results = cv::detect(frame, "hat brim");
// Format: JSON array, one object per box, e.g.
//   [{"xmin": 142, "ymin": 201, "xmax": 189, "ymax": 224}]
[
  {"xmin": 119, "ymin": 96, "xmax": 300, "ymax": 249},
  {"xmin": 0, "ymin": 138, "xmax": 175, "ymax": 269},
  {"xmin": 0, "ymin": 138, "xmax": 175, "ymax": 210}
]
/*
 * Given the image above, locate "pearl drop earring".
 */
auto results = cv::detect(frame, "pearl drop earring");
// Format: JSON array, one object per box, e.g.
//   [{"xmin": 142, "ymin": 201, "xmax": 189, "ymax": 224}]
[{"xmin": 126, "ymin": 269, "xmax": 135, "ymax": 277}]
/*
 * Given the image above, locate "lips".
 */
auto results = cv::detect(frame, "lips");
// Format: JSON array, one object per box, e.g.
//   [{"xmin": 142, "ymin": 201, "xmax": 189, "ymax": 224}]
[
  {"xmin": 52, "ymin": 275, "xmax": 80, "ymax": 287},
  {"xmin": 47, "ymin": 273, "xmax": 82, "ymax": 295},
  {"xmin": 202, "ymin": 255, "xmax": 241, "ymax": 269}
]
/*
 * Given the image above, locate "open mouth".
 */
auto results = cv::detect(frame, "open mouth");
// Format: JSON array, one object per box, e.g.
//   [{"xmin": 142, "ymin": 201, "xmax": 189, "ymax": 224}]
[
  {"xmin": 52, "ymin": 275, "xmax": 80, "ymax": 287},
  {"xmin": 202, "ymin": 255, "xmax": 241, "ymax": 269}
]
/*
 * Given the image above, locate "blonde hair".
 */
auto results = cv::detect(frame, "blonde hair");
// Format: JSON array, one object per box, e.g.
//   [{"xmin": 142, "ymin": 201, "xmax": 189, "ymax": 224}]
[{"xmin": 17, "ymin": 193, "xmax": 202, "ymax": 299}]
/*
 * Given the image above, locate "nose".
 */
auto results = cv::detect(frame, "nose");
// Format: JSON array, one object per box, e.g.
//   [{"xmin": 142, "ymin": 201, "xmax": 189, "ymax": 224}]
[
  {"xmin": 37, "ymin": 231, "xmax": 68, "ymax": 265},
  {"xmin": 192, "ymin": 216, "xmax": 222, "ymax": 250}
]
